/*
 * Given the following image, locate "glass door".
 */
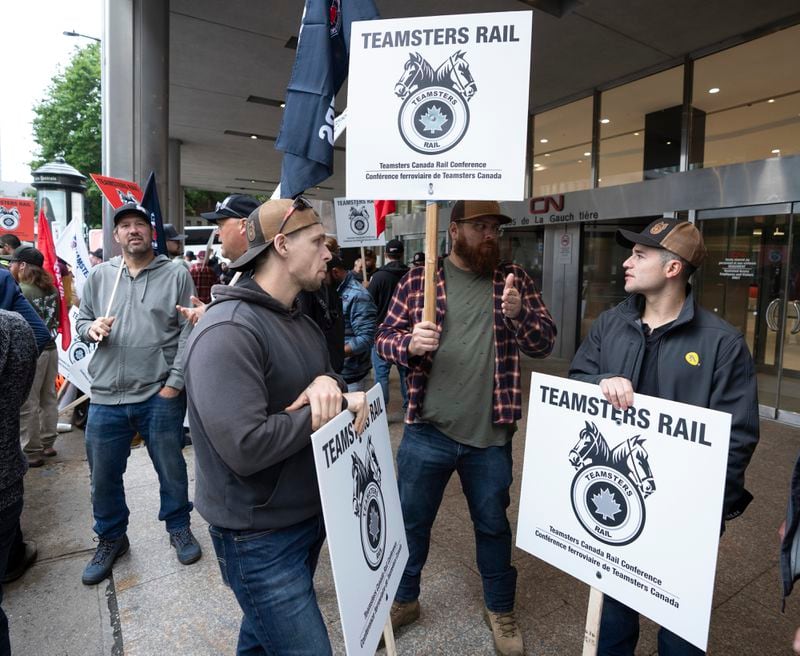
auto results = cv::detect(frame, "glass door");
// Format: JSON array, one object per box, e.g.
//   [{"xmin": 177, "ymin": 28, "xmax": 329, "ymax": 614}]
[
  {"xmin": 695, "ymin": 205, "xmax": 794, "ymax": 416},
  {"xmin": 775, "ymin": 203, "xmax": 800, "ymax": 421}
]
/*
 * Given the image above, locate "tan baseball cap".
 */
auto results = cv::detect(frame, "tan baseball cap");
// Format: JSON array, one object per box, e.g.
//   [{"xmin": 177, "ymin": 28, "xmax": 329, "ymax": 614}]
[
  {"xmin": 450, "ymin": 200, "xmax": 512, "ymax": 225},
  {"xmin": 229, "ymin": 198, "xmax": 321, "ymax": 271},
  {"xmin": 616, "ymin": 218, "xmax": 707, "ymax": 268}
]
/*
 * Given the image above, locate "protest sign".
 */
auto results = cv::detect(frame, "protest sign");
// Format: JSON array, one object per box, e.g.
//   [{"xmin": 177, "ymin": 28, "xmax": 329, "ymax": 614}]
[
  {"xmin": 333, "ymin": 199, "xmax": 386, "ymax": 248},
  {"xmin": 56, "ymin": 306, "xmax": 95, "ymax": 396},
  {"xmin": 0, "ymin": 197, "xmax": 35, "ymax": 242},
  {"xmin": 90, "ymin": 174, "xmax": 143, "ymax": 208},
  {"xmin": 311, "ymin": 384, "xmax": 408, "ymax": 655},
  {"xmin": 517, "ymin": 373, "xmax": 731, "ymax": 650},
  {"xmin": 56, "ymin": 219, "xmax": 92, "ymax": 298},
  {"xmin": 346, "ymin": 11, "xmax": 532, "ymax": 201}
]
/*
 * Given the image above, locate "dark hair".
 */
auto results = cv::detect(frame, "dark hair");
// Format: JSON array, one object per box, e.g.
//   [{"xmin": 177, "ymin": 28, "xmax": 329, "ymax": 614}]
[
  {"xmin": 18, "ymin": 262, "xmax": 56, "ymax": 293},
  {"xmin": 660, "ymin": 250, "xmax": 696, "ymax": 282},
  {"xmin": 0, "ymin": 234, "xmax": 21, "ymax": 249}
]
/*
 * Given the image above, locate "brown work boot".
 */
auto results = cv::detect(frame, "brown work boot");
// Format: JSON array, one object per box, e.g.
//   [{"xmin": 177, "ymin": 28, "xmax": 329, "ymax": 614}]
[
  {"xmin": 483, "ymin": 607, "xmax": 524, "ymax": 656},
  {"xmin": 390, "ymin": 599, "xmax": 420, "ymax": 631}
]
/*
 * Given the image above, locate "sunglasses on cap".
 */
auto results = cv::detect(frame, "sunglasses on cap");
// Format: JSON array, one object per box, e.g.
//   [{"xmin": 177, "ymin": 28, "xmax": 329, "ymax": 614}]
[
  {"xmin": 277, "ymin": 196, "xmax": 313, "ymax": 235},
  {"xmin": 214, "ymin": 197, "xmax": 245, "ymax": 218}
]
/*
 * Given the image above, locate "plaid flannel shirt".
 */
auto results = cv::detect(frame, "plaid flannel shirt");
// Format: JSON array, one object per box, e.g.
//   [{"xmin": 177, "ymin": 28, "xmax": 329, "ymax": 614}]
[
  {"xmin": 190, "ymin": 263, "xmax": 217, "ymax": 304},
  {"xmin": 376, "ymin": 261, "xmax": 557, "ymax": 424}
]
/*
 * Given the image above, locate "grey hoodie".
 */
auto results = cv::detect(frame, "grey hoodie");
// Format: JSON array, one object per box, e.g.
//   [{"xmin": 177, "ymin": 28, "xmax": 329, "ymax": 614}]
[{"xmin": 76, "ymin": 254, "xmax": 195, "ymax": 405}]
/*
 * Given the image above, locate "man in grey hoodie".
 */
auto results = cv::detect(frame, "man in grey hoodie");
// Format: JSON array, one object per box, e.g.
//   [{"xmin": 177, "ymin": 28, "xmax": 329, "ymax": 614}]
[
  {"xmin": 76, "ymin": 203, "xmax": 200, "ymax": 586},
  {"xmin": 185, "ymin": 198, "xmax": 368, "ymax": 655}
]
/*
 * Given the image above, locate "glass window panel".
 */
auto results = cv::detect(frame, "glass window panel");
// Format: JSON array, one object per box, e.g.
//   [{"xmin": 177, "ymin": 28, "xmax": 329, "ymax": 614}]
[
  {"xmin": 693, "ymin": 24, "xmax": 800, "ymax": 168},
  {"xmin": 598, "ymin": 66, "xmax": 684, "ymax": 187},
  {"xmin": 532, "ymin": 97, "xmax": 593, "ymax": 197}
]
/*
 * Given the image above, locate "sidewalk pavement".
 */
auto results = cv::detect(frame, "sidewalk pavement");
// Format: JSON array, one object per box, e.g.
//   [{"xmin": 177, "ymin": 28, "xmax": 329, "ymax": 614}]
[{"xmin": 6, "ymin": 357, "xmax": 800, "ymax": 655}]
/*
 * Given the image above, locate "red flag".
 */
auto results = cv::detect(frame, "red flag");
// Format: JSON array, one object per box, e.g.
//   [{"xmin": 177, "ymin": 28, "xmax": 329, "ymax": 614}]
[
  {"xmin": 373, "ymin": 200, "xmax": 396, "ymax": 238},
  {"xmin": 37, "ymin": 208, "xmax": 71, "ymax": 349}
]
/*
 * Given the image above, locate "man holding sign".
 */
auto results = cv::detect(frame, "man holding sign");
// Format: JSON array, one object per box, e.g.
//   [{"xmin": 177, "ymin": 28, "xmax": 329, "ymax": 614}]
[
  {"xmin": 184, "ymin": 199, "xmax": 368, "ymax": 655},
  {"xmin": 569, "ymin": 219, "xmax": 759, "ymax": 654},
  {"xmin": 376, "ymin": 200, "xmax": 556, "ymax": 655}
]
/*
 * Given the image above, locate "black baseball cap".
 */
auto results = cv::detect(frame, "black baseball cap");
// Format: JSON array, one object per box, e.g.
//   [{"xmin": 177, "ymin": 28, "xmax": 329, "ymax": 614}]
[
  {"xmin": 412, "ymin": 251, "xmax": 425, "ymax": 266},
  {"xmin": 201, "ymin": 194, "xmax": 260, "ymax": 221},
  {"xmin": 163, "ymin": 223, "xmax": 185, "ymax": 241},
  {"xmin": 90, "ymin": 248, "xmax": 103, "ymax": 259},
  {"xmin": 10, "ymin": 245, "xmax": 44, "ymax": 267},
  {"xmin": 386, "ymin": 239, "xmax": 403, "ymax": 255},
  {"xmin": 616, "ymin": 218, "xmax": 707, "ymax": 268},
  {"xmin": 113, "ymin": 203, "xmax": 150, "ymax": 225}
]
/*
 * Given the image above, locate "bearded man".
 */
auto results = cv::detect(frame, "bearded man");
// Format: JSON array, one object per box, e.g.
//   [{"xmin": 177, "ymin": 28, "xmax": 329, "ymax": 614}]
[{"xmin": 375, "ymin": 200, "xmax": 557, "ymax": 656}]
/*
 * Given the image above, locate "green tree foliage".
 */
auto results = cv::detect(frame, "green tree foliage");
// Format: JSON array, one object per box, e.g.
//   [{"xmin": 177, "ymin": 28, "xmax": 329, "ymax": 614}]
[{"xmin": 31, "ymin": 43, "xmax": 101, "ymax": 227}]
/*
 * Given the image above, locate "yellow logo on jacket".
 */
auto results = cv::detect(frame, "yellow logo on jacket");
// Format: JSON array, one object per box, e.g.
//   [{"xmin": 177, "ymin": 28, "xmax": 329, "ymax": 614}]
[{"xmin": 685, "ymin": 352, "xmax": 700, "ymax": 366}]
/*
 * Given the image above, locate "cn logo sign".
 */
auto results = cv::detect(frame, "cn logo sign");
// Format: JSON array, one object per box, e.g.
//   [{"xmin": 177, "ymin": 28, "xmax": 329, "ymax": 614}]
[{"xmin": 530, "ymin": 195, "xmax": 565, "ymax": 214}]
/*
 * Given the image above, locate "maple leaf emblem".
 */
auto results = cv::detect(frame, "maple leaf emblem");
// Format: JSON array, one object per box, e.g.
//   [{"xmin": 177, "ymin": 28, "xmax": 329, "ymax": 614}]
[
  {"xmin": 368, "ymin": 506, "xmax": 381, "ymax": 542},
  {"xmin": 591, "ymin": 487, "xmax": 622, "ymax": 521},
  {"xmin": 418, "ymin": 106, "xmax": 449, "ymax": 134}
]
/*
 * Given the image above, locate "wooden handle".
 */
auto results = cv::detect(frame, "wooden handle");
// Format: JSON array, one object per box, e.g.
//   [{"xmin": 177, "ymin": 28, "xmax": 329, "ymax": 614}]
[
  {"xmin": 382, "ymin": 616, "xmax": 397, "ymax": 655},
  {"xmin": 582, "ymin": 586, "xmax": 604, "ymax": 656},
  {"xmin": 423, "ymin": 202, "xmax": 438, "ymax": 323}
]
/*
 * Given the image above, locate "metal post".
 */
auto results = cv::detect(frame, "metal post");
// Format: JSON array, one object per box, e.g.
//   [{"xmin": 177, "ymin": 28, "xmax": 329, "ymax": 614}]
[
  {"xmin": 168, "ymin": 139, "xmax": 183, "ymax": 232},
  {"xmin": 590, "ymin": 90, "xmax": 601, "ymax": 189}
]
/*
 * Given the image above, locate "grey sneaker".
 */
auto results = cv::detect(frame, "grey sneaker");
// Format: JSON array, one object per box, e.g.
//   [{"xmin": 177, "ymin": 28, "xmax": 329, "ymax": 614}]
[
  {"xmin": 82, "ymin": 535, "xmax": 129, "ymax": 585},
  {"xmin": 484, "ymin": 607, "xmax": 524, "ymax": 656},
  {"xmin": 169, "ymin": 526, "xmax": 202, "ymax": 565}
]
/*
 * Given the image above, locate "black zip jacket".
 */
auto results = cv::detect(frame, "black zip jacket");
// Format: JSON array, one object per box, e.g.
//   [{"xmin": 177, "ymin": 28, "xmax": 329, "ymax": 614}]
[
  {"xmin": 569, "ymin": 289, "xmax": 759, "ymax": 520},
  {"xmin": 368, "ymin": 260, "xmax": 409, "ymax": 324},
  {"xmin": 184, "ymin": 278, "xmax": 346, "ymax": 530}
]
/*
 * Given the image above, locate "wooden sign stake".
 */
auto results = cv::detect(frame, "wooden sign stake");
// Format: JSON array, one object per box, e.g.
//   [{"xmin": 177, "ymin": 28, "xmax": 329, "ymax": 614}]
[
  {"xmin": 382, "ymin": 617, "xmax": 398, "ymax": 656},
  {"xmin": 422, "ymin": 201, "xmax": 438, "ymax": 322},
  {"xmin": 582, "ymin": 586, "xmax": 604, "ymax": 656}
]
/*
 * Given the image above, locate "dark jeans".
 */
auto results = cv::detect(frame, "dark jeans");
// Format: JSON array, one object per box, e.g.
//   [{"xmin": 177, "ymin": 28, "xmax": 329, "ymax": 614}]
[
  {"xmin": 0, "ymin": 498, "xmax": 23, "ymax": 656},
  {"xmin": 209, "ymin": 515, "xmax": 331, "ymax": 656},
  {"xmin": 395, "ymin": 422, "xmax": 517, "ymax": 612},
  {"xmin": 371, "ymin": 347, "xmax": 408, "ymax": 409},
  {"xmin": 85, "ymin": 392, "xmax": 192, "ymax": 540},
  {"xmin": 599, "ymin": 596, "xmax": 704, "ymax": 655}
]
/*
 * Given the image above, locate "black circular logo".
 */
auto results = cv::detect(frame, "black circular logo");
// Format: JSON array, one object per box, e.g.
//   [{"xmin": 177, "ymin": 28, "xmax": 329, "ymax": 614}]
[
  {"xmin": 359, "ymin": 480, "xmax": 386, "ymax": 570},
  {"xmin": 398, "ymin": 86, "xmax": 469, "ymax": 155}
]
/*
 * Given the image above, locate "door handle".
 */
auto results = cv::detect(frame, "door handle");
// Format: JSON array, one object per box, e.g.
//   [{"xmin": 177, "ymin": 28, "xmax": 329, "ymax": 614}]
[
  {"xmin": 766, "ymin": 298, "xmax": 781, "ymax": 331},
  {"xmin": 792, "ymin": 301, "xmax": 800, "ymax": 335}
]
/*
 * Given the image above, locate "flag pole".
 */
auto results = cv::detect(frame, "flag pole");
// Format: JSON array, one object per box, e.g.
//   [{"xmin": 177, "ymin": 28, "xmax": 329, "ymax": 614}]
[
  {"xmin": 423, "ymin": 201, "xmax": 438, "ymax": 322},
  {"xmin": 582, "ymin": 587, "xmax": 604, "ymax": 656},
  {"xmin": 104, "ymin": 261, "xmax": 124, "ymax": 318}
]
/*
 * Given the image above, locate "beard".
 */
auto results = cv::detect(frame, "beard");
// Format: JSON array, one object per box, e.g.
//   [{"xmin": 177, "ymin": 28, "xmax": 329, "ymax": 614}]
[{"xmin": 452, "ymin": 233, "xmax": 500, "ymax": 277}]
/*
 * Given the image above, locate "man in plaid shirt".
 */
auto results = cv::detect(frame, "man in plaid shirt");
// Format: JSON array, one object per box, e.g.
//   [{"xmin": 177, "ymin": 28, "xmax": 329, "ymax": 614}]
[
  {"xmin": 189, "ymin": 252, "xmax": 217, "ymax": 304},
  {"xmin": 376, "ymin": 200, "xmax": 556, "ymax": 656}
]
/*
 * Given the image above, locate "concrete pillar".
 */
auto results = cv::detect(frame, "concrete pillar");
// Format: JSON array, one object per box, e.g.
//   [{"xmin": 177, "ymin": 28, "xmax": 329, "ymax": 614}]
[
  {"xmin": 168, "ymin": 139, "xmax": 184, "ymax": 231},
  {"xmin": 101, "ymin": 0, "xmax": 169, "ymax": 257}
]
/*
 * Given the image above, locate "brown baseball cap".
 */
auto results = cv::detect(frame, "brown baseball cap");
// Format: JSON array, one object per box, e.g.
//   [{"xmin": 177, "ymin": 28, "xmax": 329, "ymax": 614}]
[
  {"xmin": 229, "ymin": 198, "xmax": 321, "ymax": 271},
  {"xmin": 450, "ymin": 200, "xmax": 512, "ymax": 225},
  {"xmin": 616, "ymin": 218, "xmax": 707, "ymax": 268}
]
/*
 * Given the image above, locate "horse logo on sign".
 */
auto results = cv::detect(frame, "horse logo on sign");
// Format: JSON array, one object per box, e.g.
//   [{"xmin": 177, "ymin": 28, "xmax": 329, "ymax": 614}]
[
  {"xmin": 351, "ymin": 435, "xmax": 386, "ymax": 570},
  {"xmin": 568, "ymin": 421, "xmax": 656, "ymax": 546},
  {"xmin": 348, "ymin": 205, "xmax": 370, "ymax": 236},
  {"xmin": 394, "ymin": 51, "xmax": 477, "ymax": 155}
]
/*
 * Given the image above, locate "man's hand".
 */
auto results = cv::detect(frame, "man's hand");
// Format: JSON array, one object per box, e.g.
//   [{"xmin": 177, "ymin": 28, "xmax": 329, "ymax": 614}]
[
  {"xmin": 502, "ymin": 273, "xmax": 521, "ymax": 320},
  {"xmin": 176, "ymin": 296, "xmax": 207, "ymax": 326},
  {"xmin": 408, "ymin": 321, "xmax": 440, "ymax": 356},
  {"xmin": 342, "ymin": 391, "xmax": 369, "ymax": 434},
  {"xmin": 779, "ymin": 519, "xmax": 787, "ymax": 542},
  {"xmin": 88, "ymin": 316, "xmax": 115, "ymax": 342},
  {"xmin": 285, "ymin": 375, "xmax": 343, "ymax": 430},
  {"xmin": 158, "ymin": 385, "xmax": 181, "ymax": 399},
  {"xmin": 599, "ymin": 376, "xmax": 635, "ymax": 411}
]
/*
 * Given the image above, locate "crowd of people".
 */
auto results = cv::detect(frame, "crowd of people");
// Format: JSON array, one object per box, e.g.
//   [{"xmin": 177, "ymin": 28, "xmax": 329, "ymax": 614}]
[{"xmin": 0, "ymin": 193, "xmax": 790, "ymax": 656}]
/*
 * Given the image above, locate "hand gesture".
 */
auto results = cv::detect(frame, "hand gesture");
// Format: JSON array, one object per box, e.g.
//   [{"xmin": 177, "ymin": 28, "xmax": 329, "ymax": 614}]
[
  {"xmin": 285, "ymin": 375, "xmax": 343, "ymax": 430},
  {"xmin": 342, "ymin": 391, "xmax": 369, "ymax": 434},
  {"xmin": 89, "ymin": 316, "xmax": 115, "ymax": 342},
  {"xmin": 176, "ymin": 296, "xmax": 207, "ymax": 326},
  {"xmin": 502, "ymin": 274, "xmax": 521, "ymax": 320},
  {"xmin": 408, "ymin": 320, "xmax": 440, "ymax": 357},
  {"xmin": 599, "ymin": 376, "xmax": 635, "ymax": 411}
]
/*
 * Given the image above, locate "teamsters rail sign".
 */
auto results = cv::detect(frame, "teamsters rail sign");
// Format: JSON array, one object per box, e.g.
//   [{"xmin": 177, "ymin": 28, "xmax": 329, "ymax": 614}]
[
  {"xmin": 346, "ymin": 11, "xmax": 532, "ymax": 201},
  {"xmin": 517, "ymin": 373, "xmax": 731, "ymax": 650},
  {"xmin": 311, "ymin": 384, "xmax": 408, "ymax": 656}
]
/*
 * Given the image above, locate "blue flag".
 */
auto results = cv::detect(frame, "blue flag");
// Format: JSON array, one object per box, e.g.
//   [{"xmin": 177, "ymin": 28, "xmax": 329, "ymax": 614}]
[
  {"xmin": 141, "ymin": 171, "xmax": 168, "ymax": 256},
  {"xmin": 276, "ymin": 0, "xmax": 379, "ymax": 198}
]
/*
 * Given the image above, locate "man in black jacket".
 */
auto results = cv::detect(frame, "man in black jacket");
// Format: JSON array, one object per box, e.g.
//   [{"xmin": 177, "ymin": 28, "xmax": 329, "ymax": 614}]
[
  {"xmin": 184, "ymin": 198, "xmax": 368, "ymax": 656},
  {"xmin": 368, "ymin": 239, "xmax": 409, "ymax": 411},
  {"xmin": 570, "ymin": 218, "xmax": 759, "ymax": 656}
]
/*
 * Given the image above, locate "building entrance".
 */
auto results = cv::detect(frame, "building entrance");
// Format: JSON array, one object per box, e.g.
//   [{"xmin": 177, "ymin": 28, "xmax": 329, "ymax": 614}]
[{"xmin": 695, "ymin": 203, "xmax": 800, "ymax": 423}]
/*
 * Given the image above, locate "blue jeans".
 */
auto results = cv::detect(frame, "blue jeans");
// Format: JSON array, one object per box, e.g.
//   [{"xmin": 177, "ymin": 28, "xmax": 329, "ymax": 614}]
[
  {"xmin": 85, "ymin": 391, "xmax": 192, "ymax": 540},
  {"xmin": 0, "ymin": 498, "xmax": 23, "ymax": 656},
  {"xmin": 599, "ymin": 596, "xmax": 704, "ymax": 655},
  {"xmin": 395, "ymin": 422, "xmax": 516, "ymax": 612},
  {"xmin": 208, "ymin": 515, "xmax": 331, "ymax": 656},
  {"xmin": 371, "ymin": 347, "xmax": 408, "ymax": 409}
]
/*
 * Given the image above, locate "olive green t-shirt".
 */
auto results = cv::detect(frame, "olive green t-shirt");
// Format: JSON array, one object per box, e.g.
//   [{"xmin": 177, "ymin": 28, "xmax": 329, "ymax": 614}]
[{"xmin": 420, "ymin": 258, "xmax": 512, "ymax": 447}]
